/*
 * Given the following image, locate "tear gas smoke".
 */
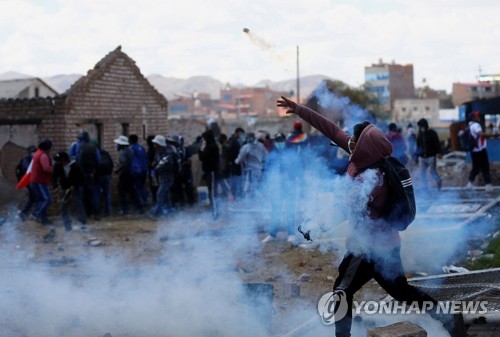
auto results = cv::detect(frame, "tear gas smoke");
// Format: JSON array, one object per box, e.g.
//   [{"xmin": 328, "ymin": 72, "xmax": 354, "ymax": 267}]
[{"xmin": 1, "ymin": 87, "xmax": 494, "ymax": 335}]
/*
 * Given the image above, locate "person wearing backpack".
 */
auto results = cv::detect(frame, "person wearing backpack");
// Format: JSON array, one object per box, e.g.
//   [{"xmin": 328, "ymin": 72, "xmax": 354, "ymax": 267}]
[
  {"xmin": 16, "ymin": 145, "xmax": 37, "ymax": 221},
  {"xmin": 128, "ymin": 134, "xmax": 150, "ymax": 205},
  {"xmin": 52, "ymin": 151, "xmax": 86, "ymax": 231},
  {"xmin": 149, "ymin": 135, "xmax": 178, "ymax": 218},
  {"xmin": 114, "ymin": 135, "xmax": 144, "ymax": 215},
  {"xmin": 277, "ymin": 96, "xmax": 466, "ymax": 337},
  {"xmin": 96, "ymin": 145, "xmax": 114, "ymax": 216},
  {"xmin": 466, "ymin": 111, "xmax": 499, "ymax": 191},
  {"xmin": 69, "ymin": 131, "xmax": 102, "ymax": 220}
]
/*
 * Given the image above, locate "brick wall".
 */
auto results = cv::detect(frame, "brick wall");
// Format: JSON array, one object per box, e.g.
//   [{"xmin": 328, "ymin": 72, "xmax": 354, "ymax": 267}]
[{"xmin": 64, "ymin": 52, "xmax": 169, "ymax": 158}]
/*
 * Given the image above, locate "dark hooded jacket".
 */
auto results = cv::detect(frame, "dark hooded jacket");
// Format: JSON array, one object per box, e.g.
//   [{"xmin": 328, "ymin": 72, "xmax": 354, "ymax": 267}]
[
  {"xmin": 294, "ymin": 104, "xmax": 400, "ymax": 251},
  {"xmin": 416, "ymin": 118, "xmax": 441, "ymax": 158},
  {"xmin": 198, "ymin": 130, "xmax": 220, "ymax": 174}
]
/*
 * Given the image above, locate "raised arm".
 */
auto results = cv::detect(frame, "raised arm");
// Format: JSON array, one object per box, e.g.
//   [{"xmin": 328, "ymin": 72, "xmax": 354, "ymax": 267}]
[{"xmin": 277, "ymin": 96, "xmax": 350, "ymax": 152}]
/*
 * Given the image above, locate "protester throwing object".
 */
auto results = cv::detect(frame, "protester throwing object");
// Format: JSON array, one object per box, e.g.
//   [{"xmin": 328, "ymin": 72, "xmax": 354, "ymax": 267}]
[{"xmin": 277, "ymin": 96, "xmax": 466, "ymax": 337}]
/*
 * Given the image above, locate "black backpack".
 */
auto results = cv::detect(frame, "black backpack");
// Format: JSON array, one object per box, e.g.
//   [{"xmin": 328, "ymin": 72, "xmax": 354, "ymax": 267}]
[
  {"xmin": 369, "ymin": 156, "xmax": 416, "ymax": 231},
  {"xmin": 78, "ymin": 142, "xmax": 99, "ymax": 174},
  {"xmin": 15, "ymin": 155, "xmax": 31, "ymax": 181},
  {"xmin": 97, "ymin": 149, "xmax": 114, "ymax": 176},
  {"xmin": 458, "ymin": 125, "xmax": 476, "ymax": 152}
]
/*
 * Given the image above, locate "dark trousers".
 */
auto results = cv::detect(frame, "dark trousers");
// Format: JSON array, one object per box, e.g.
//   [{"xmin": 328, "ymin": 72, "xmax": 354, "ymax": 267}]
[
  {"xmin": 82, "ymin": 174, "xmax": 100, "ymax": 217},
  {"xmin": 469, "ymin": 149, "xmax": 491, "ymax": 184},
  {"xmin": 97, "ymin": 175, "xmax": 111, "ymax": 215},
  {"xmin": 131, "ymin": 172, "xmax": 148, "ymax": 204},
  {"xmin": 31, "ymin": 183, "xmax": 52, "ymax": 223},
  {"xmin": 60, "ymin": 187, "xmax": 87, "ymax": 228},
  {"xmin": 20, "ymin": 184, "xmax": 37, "ymax": 216},
  {"xmin": 118, "ymin": 173, "xmax": 144, "ymax": 214},
  {"xmin": 333, "ymin": 248, "xmax": 464, "ymax": 337},
  {"xmin": 151, "ymin": 176, "xmax": 173, "ymax": 216},
  {"xmin": 203, "ymin": 171, "xmax": 219, "ymax": 218}
]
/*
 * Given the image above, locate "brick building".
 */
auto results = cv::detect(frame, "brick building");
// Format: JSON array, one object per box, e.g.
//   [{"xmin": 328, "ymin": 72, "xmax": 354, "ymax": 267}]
[{"xmin": 0, "ymin": 46, "xmax": 169, "ymax": 187}]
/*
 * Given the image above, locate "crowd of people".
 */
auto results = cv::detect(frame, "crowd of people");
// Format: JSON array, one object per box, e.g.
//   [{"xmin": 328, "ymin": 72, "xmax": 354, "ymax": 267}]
[
  {"xmin": 14, "ymin": 103, "xmax": 497, "ymax": 336},
  {"xmin": 14, "ymin": 122, "xmax": 310, "ymax": 230},
  {"xmin": 15, "ymin": 131, "xmax": 196, "ymax": 231},
  {"xmin": 15, "ymin": 109, "xmax": 497, "ymax": 232}
]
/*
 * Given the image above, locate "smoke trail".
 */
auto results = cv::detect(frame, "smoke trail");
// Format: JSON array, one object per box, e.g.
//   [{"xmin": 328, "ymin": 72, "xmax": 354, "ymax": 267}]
[{"xmin": 243, "ymin": 28, "xmax": 293, "ymax": 74}]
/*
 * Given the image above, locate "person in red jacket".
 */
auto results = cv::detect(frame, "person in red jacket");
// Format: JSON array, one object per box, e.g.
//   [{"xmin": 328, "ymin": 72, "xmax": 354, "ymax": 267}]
[
  {"xmin": 277, "ymin": 96, "xmax": 466, "ymax": 337},
  {"xmin": 30, "ymin": 139, "xmax": 54, "ymax": 225}
]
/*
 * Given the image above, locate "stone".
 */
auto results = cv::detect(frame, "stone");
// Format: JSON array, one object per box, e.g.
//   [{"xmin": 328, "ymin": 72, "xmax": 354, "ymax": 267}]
[
  {"xmin": 299, "ymin": 273, "xmax": 311, "ymax": 282},
  {"xmin": 366, "ymin": 321, "xmax": 427, "ymax": 337}
]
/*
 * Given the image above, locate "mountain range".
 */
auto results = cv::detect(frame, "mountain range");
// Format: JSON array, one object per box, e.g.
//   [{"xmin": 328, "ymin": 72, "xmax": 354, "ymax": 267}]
[{"xmin": 0, "ymin": 71, "xmax": 331, "ymax": 100}]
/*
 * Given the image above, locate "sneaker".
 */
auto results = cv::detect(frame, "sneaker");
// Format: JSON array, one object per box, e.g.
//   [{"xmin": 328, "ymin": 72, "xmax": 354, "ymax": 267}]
[
  {"xmin": 261, "ymin": 235, "xmax": 275, "ymax": 243},
  {"xmin": 485, "ymin": 184, "xmax": 493, "ymax": 192},
  {"xmin": 466, "ymin": 182, "xmax": 473, "ymax": 190}
]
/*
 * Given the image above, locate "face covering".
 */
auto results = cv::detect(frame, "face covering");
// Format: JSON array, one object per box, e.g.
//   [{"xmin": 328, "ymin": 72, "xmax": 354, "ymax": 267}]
[{"xmin": 275, "ymin": 142, "xmax": 285, "ymax": 150}]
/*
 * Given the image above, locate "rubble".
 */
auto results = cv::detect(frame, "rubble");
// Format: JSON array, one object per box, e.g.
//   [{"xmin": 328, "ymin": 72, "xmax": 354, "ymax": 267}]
[
  {"xmin": 367, "ymin": 321, "xmax": 427, "ymax": 337},
  {"xmin": 87, "ymin": 238, "xmax": 104, "ymax": 247}
]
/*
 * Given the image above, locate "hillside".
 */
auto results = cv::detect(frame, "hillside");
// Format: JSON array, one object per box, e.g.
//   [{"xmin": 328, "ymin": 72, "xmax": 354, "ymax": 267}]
[{"xmin": 0, "ymin": 71, "xmax": 331, "ymax": 100}]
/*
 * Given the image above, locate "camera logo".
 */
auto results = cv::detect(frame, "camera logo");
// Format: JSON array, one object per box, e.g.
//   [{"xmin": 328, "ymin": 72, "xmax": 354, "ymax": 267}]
[{"xmin": 317, "ymin": 290, "xmax": 348, "ymax": 325}]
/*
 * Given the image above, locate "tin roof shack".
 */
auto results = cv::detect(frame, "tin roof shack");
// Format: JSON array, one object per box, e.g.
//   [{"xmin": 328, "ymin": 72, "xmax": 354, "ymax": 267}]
[{"xmin": 0, "ymin": 46, "xmax": 169, "ymax": 193}]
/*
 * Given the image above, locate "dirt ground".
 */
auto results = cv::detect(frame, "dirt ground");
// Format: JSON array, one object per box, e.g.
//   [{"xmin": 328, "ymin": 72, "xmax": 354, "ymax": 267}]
[
  {"xmin": 0, "ymin": 201, "xmax": 393, "ymax": 336},
  {"xmin": 1, "ymin": 162, "xmax": 498, "ymax": 336}
]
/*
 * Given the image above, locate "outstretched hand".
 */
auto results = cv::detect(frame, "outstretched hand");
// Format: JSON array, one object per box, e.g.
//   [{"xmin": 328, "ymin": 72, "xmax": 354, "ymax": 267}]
[{"xmin": 277, "ymin": 96, "xmax": 297, "ymax": 114}]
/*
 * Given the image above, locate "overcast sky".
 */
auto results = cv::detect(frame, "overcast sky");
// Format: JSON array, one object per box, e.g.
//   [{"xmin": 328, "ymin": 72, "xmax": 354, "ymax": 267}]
[{"xmin": 0, "ymin": 0, "xmax": 498, "ymax": 92}]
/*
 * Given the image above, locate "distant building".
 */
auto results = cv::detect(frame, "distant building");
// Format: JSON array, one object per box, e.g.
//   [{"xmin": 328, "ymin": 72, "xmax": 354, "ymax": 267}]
[
  {"xmin": 217, "ymin": 85, "xmax": 289, "ymax": 118},
  {"xmin": 451, "ymin": 79, "xmax": 500, "ymax": 107},
  {"xmin": 168, "ymin": 92, "xmax": 214, "ymax": 117},
  {"xmin": 393, "ymin": 98, "xmax": 440, "ymax": 126},
  {"xmin": 364, "ymin": 59, "xmax": 415, "ymax": 112},
  {"xmin": 167, "ymin": 85, "xmax": 289, "ymax": 119},
  {"xmin": 0, "ymin": 78, "xmax": 58, "ymax": 99}
]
